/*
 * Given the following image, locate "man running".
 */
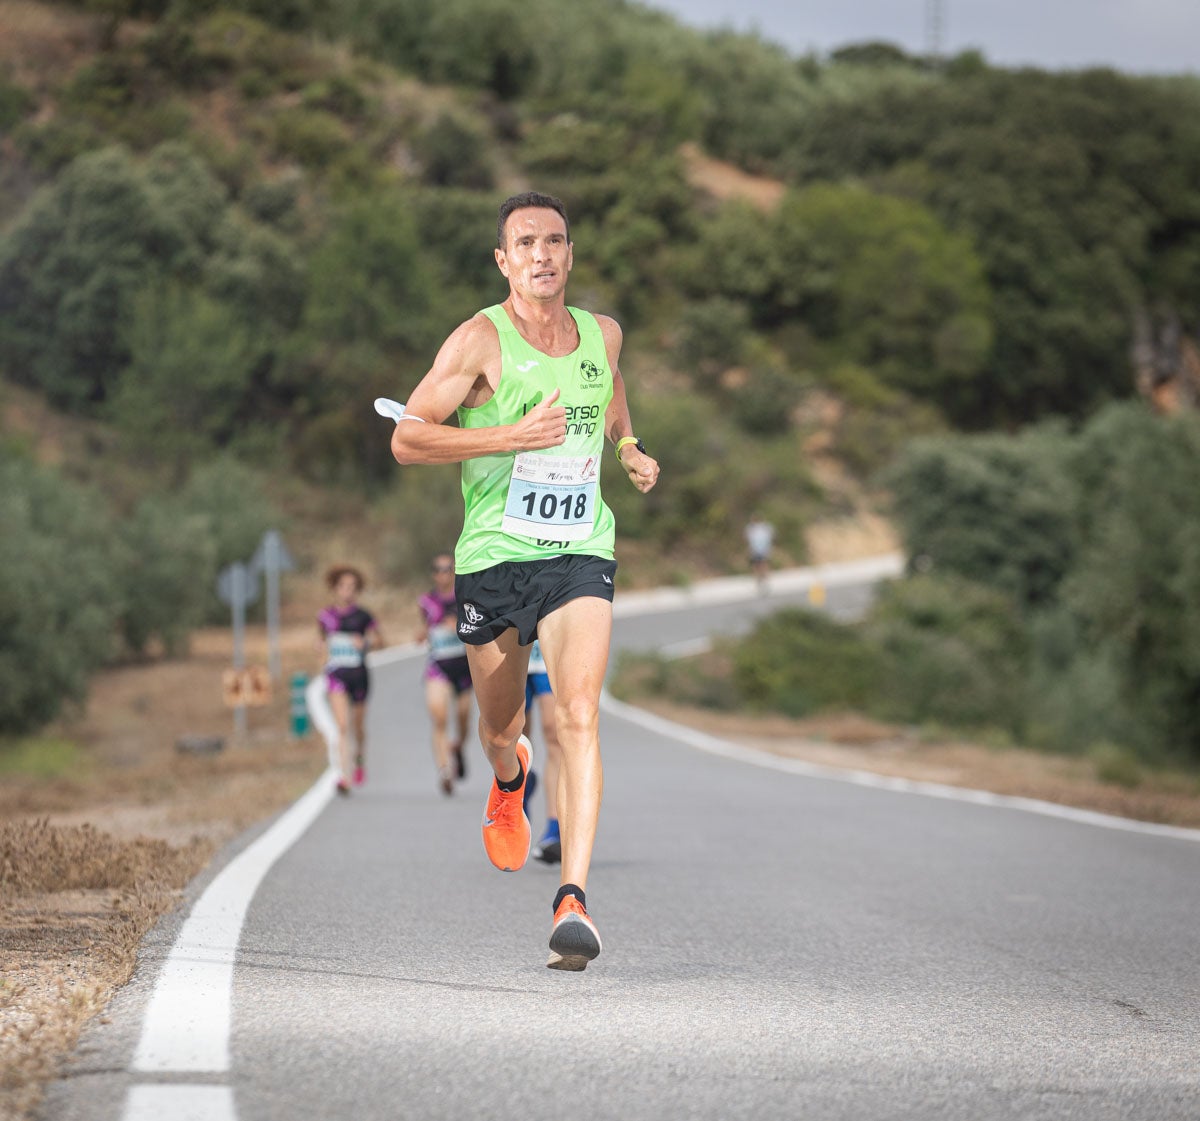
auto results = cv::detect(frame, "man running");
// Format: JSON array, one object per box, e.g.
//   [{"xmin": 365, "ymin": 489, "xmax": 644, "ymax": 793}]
[{"xmin": 389, "ymin": 191, "xmax": 659, "ymax": 970}]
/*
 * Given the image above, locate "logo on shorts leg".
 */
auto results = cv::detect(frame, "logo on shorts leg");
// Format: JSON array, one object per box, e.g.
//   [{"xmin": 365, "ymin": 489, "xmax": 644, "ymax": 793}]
[{"xmin": 460, "ymin": 602, "xmax": 484, "ymax": 635}]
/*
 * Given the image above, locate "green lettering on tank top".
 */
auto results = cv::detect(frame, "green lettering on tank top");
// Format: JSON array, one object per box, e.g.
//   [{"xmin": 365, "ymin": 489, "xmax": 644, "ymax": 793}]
[{"xmin": 454, "ymin": 305, "xmax": 615, "ymax": 573}]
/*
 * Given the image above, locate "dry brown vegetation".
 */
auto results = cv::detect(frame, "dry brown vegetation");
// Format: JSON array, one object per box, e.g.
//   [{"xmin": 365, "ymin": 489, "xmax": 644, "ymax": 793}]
[{"xmin": 0, "ymin": 607, "xmax": 333, "ymax": 1121}]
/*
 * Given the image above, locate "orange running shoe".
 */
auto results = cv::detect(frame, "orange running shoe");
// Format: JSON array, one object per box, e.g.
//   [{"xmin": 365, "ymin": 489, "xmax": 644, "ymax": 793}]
[
  {"xmin": 481, "ymin": 735, "xmax": 532, "ymax": 872},
  {"xmin": 547, "ymin": 894, "xmax": 602, "ymax": 971}
]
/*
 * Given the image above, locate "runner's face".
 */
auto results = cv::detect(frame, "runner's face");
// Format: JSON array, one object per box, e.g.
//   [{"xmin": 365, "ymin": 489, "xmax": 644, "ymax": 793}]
[
  {"xmin": 432, "ymin": 557, "xmax": 454, "ymax": 590},
  {"xmin": 495, "ymin": 208, "xmax": 572, "ymax": 301},
  {"xmin": 334, "ymin": 574, "xmax": 358, "ymax": 604}
]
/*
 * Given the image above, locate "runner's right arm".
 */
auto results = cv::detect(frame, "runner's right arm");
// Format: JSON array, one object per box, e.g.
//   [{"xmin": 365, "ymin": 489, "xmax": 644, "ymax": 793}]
[{"xmin": 391, "ymin": 317, "xmax": 567, "ymax": 466}]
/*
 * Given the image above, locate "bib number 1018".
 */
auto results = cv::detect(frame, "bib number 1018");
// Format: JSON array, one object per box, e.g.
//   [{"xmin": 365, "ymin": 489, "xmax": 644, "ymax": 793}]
[{"xmin": 520, "ymin": 490, "xmax": 589, "ymax": 523}]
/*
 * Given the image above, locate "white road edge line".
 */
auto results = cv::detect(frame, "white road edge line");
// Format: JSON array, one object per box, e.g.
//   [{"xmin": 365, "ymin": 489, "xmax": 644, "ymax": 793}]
[
  {"xmin": 129, "ymin": 766, "xmax": 336, "ymax": 1075},
  {"xmin": 124, "ymin": 1085, "xmax": 234, "ymax": 1121},
  {"xmin": 124, "ymin": 646, "xmax": 425, "ymax": 1120},
  {"xmin": 601, "ymin": 691, "xmax": 1200, "ymax": 845}
]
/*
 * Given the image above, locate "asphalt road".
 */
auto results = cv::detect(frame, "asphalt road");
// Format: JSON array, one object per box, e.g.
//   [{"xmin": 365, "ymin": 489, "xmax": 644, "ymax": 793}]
[{"xmin": 45, "ymin": 560, "xmax": 1200, "ymax": 1121}]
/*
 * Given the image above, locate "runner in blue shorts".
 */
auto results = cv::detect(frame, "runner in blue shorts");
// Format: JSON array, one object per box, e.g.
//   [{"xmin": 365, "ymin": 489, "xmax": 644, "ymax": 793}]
[
  {"xmin": 389, "ymin": 191, "xmax": 660, "ymax": 969},
  {"xmin": 524, "ymin": 639, "xmax": 561, "ymax": 864}
]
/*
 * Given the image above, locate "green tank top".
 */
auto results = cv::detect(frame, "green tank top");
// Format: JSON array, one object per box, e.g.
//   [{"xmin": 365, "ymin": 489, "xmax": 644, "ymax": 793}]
[{"xmin": 454, "ymin": 305, "xmax": 616, "ymax": 573}]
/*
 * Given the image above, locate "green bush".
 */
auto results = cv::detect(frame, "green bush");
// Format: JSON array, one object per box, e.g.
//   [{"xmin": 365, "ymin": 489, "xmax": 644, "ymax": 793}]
[
  {"xmin": 1022, "ymin": 607, "xmax": 1137, "ymax": 755},
  {"xmin": 0, "ymin": 453, "xmax": 122, "ymax": 733},
  {"xmin": 107, "ymin": 284, "xmax": 259, "ymax": 464},
  {"xmin": 0, "ymin": 71, "xmax": 35, "ymax": 132},
  {"xmin": 733, "ymin": 608, "xmax": 882, "ymax": 716},
  {"xmin": 886, "ymin": 426, "xmax": 1077, "ymax": 608},
  {"xmin": 170, "ymin": 457, "xmax": 284, "ymax": 623},
  {"xmin": 0, "ymin": 143, "xmax": 227, "ymax": 408},
  {"xmin": 116, "ymin": 497, "xmax": 217, "ymax": 656},
  {"xmin": 411, "ymin": 111, "xmax": 493, "ymax": 189},
  {"xmin": 863, "ymin": 575, "xmax": 1029, "ymax": 734}
]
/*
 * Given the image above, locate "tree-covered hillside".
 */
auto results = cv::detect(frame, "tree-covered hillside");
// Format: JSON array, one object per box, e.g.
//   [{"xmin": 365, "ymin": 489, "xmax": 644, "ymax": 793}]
[{"xmin": 2, "ymin": 0, "xmax": 1200, "ymax": 744}]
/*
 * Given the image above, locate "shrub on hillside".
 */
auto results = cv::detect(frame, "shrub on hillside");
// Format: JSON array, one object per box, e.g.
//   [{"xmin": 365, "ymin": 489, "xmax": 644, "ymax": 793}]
[
  {"xmin": 886, "ymin": 426, "xmax": 1077, "ymax": 609},
  {"xmin": 732, "ymin": 608, "xmax": 882, "ymax": 717},
  {"xmin": 0, "ymin": 453, "xmax": 121, "ymax": 733},
  {"xmin": 0, "ymin": 143, "xmax": 227, "ymax": 408},
  {"xmin": 863, "ymin": 574, "xmax": 1029, "ymax": 735}
]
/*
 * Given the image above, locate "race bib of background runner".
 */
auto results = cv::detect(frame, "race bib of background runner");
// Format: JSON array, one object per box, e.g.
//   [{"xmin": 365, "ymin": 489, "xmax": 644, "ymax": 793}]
[
  {"xmin": 502, "ymin": 452, "xmax": 599, "ymax": 541},
  {"xmin": 429, "ymin": 625, "xmax": 466, "ymax": 661},
  {"xmin": 327, "ymin": 633, "xmax": 361, "ymax": 669}
]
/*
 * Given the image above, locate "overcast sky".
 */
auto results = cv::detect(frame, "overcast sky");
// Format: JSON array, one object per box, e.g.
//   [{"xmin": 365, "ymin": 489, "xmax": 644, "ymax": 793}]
[{"xmin": 643, "ymin": 0, "xmax": 1200, "ymax": 74}]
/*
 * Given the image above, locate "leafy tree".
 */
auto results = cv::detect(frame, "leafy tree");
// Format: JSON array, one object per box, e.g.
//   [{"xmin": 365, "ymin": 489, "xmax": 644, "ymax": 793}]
[
  {"xmin": 864, "ymin": 574, "xmax": 1028, "ymax": 733},
  {"xmin": 681, "ymin": 185, "xmax": 992, "ymax": 405},
  {"xmin": 1057, "ymin": 405, "xmax": 1200, "ymax": 760},
  {"xmin": 410, "ymin": 111, "xmax": 494, "ymax": 189},
  {"xmin": 0, "ymin": 453, "xmax": 121, "ymax": 733},
  {"xmin": 783, "ymin": 67, "xmax": 1200, "ymax": 424},
  {"xmin": 886, "ymin": 427, "xmax": 1077, "ymax": 609},
  {"xmin": 107, "ymin": 284, "xmax": 258, "ymax": 465},
  {"xmin": 116, "ymin": 496, "xmax": 217, "ymax": 656},
  {"xmin": 170, "ymin": 457, "xmax": 284, "ymax": 622},
  {"xmin": 732, "ymin": 608, "xmax": 882, "ymax": 716},
  {"xmin": 303, "ymin": 188, "xmax": 437, "ymax": 354},
  {"xmin": 0, "ymin": 144, "xmax": 226, "ymax": 407}
]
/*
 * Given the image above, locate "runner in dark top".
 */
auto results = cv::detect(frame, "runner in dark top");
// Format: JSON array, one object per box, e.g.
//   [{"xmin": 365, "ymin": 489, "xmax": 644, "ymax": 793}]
[
  {"xmin": 416, "ymin": 553, "xmax": 474, "ymax": 795},
  {"xmin": 317, "ymin": 564, "xmax": 384, "ymax": 795}
]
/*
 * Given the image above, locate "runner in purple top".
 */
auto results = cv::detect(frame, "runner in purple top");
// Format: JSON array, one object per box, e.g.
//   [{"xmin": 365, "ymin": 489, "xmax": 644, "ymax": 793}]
[
  {"xmin": 316, "ymin": 564, "xmax": 384, "ymax": 795},
  {"xmin": 416, "ymin": 553, "xmax": 474, "ymax": 795}
]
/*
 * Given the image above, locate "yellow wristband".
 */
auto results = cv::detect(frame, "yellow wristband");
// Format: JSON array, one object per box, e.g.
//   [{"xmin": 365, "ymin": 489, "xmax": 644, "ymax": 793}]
[{"xmin": 615, "ymin": 436, "xmax": 640, "ymax": 462}]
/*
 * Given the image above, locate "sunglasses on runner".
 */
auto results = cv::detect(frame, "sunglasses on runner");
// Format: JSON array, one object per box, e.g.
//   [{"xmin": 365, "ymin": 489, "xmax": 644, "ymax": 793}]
[{"xmin": 432, "ymin": 563, "xmax": 453, "ymax": 573}]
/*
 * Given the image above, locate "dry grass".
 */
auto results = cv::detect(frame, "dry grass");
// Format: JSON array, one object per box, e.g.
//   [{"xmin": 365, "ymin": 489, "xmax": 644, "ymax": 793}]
[
  {"xmin": 0, "ymin": 609, "xmax": 331, "ymax": 1121},
  {"xmin": 0, "ymin": 822, "xmax": 212, "ymax": 1121}
]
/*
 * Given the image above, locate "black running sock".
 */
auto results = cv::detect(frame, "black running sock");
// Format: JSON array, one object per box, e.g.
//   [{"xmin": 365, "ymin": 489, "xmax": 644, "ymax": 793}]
[
  {"xmin": 553, "ymin": 884, "xmax": 586, "ymax": 913},
  {"xmin": 496, "ymin": 762, "xmax": 524, "ymax": 793}
]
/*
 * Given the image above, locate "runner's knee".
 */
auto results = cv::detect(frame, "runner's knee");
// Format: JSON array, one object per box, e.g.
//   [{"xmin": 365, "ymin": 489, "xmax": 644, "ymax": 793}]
[{"xmin": 554, "ymin": 694, "xmax": 599, "ymax": 744}]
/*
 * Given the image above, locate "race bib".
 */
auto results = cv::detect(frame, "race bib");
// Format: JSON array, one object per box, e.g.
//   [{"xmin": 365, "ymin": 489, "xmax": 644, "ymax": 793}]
[
  {"xmin": 327, "ymin": 633, "xmax": 360, "ymax": 669},
  {"xmin": 429, "ymin": 625, "xmax": 466, "ymax": 661},
  {"xmin": 501, "ymin": 452, "xmax": 599, "ymax": 542}
]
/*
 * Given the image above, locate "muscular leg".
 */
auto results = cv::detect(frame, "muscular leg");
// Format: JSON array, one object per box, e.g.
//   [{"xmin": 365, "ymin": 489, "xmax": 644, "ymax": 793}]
[
  {"xmin": 465, "ymin": 630, "xmax": 531, "ymax": 784},
  {"xmin": 537, "ymin": 691, "xmax": 562, "ymax": 822},
  {"xmin": 328, "ymin": 688, "xmax": 353, "ymax": 784},
  {"xmin": 536, "ymin": 597, "xmax": 611, "ymax": 893},
  {"xmin": 352, "ymin": 702, "xmax": 367, "ymax": 766},
  {"xmin": 454, "ymin": 688, "xmax": 473, "ymax": 751},
  {"xmin": 424, "ymin": 676, "xmax": 454, "ymax": 773}
]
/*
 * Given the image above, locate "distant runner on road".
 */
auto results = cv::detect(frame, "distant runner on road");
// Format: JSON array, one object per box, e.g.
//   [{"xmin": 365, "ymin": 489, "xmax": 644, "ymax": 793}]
[
  {"xmin": 316, "ymin": 564, "xmax": 384, "ymax": 795},
  {"xmin": 416, "ymin": 552, "xmax": 474, "ymax": 796},
  {"xmin": 389, "ymin": 190, "xmax": 660, "ymax": 969}
]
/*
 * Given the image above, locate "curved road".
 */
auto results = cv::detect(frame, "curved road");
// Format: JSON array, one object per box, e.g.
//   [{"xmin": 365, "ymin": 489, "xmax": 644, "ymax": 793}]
[{"xmin": 45, "ymin": 558, "xmax": 1200, "ymax": 1120}]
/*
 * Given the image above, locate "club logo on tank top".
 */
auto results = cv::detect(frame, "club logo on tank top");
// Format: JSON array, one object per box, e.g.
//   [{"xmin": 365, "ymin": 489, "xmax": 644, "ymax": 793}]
[{"xmin": 579, "ymin": 359, "xmax": 604, "ymax": 388}]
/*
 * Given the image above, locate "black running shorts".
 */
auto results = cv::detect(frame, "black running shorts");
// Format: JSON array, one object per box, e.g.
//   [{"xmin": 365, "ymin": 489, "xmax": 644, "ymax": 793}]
[{"xmin": 454, "ymin": 554, "xmax": 617, "ymax": 646}]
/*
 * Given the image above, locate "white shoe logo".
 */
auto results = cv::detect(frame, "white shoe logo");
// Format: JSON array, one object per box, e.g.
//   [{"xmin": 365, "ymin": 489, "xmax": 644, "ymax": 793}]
[
  {"xmin": 463, "ymin": 603, "xmax": 484, "ymax": 624},
  {"xmin": 516, "ymin": 360, "xmax": 539, "ymax": 372},
  {"xmin": 602, "ymin": 575, "xmax": 612, "ymax": 585}
]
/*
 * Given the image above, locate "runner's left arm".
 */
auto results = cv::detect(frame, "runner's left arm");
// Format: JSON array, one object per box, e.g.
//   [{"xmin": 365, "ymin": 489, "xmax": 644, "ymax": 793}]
[{"xmin": 599, "ymin": 315, "xmax": 659, "ymax": 494}]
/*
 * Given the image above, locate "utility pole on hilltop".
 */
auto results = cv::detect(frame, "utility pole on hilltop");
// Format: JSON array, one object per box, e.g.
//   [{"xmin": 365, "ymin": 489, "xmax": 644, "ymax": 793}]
[{"xmin": 925, "ymin": 0, "xmax": 945, "ymax": 65}]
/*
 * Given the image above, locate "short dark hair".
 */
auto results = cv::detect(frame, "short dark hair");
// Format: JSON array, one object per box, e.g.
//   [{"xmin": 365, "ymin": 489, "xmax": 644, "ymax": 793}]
[
  {"xmin": 496, "ymin": 191, "xmax": 570, "ymax": 250},
  {"xmin": 325, "ymin": 564, "xmax": 364, "ymax": 592}
]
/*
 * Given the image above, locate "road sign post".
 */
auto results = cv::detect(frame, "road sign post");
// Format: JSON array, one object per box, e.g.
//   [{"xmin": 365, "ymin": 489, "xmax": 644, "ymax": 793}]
[
  {"xmin": 251, "ymin": 530, "xmax": 295, "ymax": 683},
  {"xmin": 217, "ymin": 560, "xmax": 259, "ymax": 740}
]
